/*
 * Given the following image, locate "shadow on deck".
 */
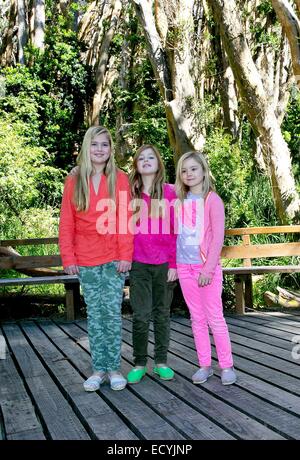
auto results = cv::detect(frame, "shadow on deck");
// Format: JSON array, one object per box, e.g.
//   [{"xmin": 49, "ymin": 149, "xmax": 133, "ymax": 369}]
[{"xmin": 1, "ymin": 311, "xmax": 300, "ymax": 440}]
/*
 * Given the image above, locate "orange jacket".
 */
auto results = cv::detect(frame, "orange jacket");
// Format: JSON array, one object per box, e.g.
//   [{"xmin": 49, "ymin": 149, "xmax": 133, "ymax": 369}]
[{"xmin": 59, "ymin": 170, "xmax": 133, "ymax": 268}]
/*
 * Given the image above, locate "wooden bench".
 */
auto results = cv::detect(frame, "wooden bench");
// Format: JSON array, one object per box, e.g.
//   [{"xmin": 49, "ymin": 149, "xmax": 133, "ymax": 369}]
[
  {"xmin": 1, "ymin": 226, "xmax": 300, "ymax": 318},
  {"xmin": 221, "ymin": 225, "xmax": 300, "ymax": 314},
  {"xmin": 0, "ymin": 237, "xmax": 80, "ymax": 320}
]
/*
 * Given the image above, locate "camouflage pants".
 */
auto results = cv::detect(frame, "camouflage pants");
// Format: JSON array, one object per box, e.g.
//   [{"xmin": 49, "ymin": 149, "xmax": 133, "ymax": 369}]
[{"xmin": 78, "ymin": 262, "xmax": 126, "ymax": 372}]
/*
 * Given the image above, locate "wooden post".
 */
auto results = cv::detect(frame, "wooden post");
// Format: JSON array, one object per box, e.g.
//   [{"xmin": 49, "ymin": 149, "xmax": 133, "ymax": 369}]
[
  {"xmin": 242, "ymin": 234, "xmax": 252, "ymax": 311},
  {"xmin": 65, "ymin": 282, "xmax": 80, "ymax": 320},
  {"xmin": 234, "ymin": 274, "xmax": 245, "ymax": 314},
  {"xmin": 244, "ymin": 274, "xmax": 253, "ymax": 309}
]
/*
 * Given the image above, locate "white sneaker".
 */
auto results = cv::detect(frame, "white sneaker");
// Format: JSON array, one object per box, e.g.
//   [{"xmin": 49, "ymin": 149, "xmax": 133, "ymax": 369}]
[
  {"xmin": 108, "ymin": 372, "xmax": 127, "ymax": 391},
  {"xmin": 83, "ymin": 373, "xmax": 107, "ymax": 391}
]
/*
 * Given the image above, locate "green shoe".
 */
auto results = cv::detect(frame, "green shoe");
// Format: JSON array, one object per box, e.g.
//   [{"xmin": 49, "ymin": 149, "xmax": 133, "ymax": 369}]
[
  {"xmin": 127, "ymin": 367, "xmax": 147, "ymax": 384},
  {"xmin": 153, "ymin": 366, "xmax": 174, "ymax": 380}
]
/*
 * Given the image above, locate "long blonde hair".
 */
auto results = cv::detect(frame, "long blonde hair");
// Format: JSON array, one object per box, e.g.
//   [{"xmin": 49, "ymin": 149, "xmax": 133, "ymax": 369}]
[
  {"xmin": 175, "ymin": 151, "xmax": 215, "ymax": 201},
  {"xmin": 129, "ymin": 144, "xmax": 166, "ymax": 218},
  {"xmin": 74, "ymin": 126, "xmax": 117, "ymax": 211}
]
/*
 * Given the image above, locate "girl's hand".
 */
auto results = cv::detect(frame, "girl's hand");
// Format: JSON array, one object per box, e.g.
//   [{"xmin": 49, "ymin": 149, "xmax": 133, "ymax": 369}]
[
  {"xmin": 198, "ymin": 273, "xmax": 212, "ymax": 287},
  {"xmin": 167, "ymin": 268, "xmax": 177, "ymax": 282},
  {"xmin": 117, "ymin": 260, "xmax": 132, "ymax": 273},
  {"xmin": 64, "ymin": 265, "xmax": 79, "ymax": 275},
  {"xmin": 69, "ymin": 166, "xmax": 79, "ymax": 177}
]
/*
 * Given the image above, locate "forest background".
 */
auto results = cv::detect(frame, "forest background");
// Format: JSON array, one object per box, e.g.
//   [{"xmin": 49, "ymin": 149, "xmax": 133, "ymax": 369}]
[{"xmin": 0, "ymin": 0, "xmax": 299, "ymax": 315}]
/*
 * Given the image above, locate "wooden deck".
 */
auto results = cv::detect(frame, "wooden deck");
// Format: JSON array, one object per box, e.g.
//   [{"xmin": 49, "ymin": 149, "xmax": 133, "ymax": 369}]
[{"xmin": 1, "ymin": 311, "xmax": 300, "ymax": 440}]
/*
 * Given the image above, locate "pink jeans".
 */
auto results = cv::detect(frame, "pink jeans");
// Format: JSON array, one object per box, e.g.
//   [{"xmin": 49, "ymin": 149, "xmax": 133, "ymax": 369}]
[{"xmin": 177, "ymin": 263, "xmax": 233, "ymax": 369}]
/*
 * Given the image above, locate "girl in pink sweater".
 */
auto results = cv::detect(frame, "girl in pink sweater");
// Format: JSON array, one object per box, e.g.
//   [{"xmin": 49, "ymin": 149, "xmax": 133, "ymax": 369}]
[
  {"xmin": 175, "ymin": 151, "xmax": 236, "ymax": 386},
  {"xmin": 127, "ymin": 144, "xmax": 177, "ymax": 384}
]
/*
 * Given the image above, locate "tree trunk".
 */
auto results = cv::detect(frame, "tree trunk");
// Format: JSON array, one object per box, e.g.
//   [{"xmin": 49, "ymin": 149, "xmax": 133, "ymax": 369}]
[
  {"xmin": 207, "ymin": 0, "xmax": 300, "ymax": 222},
  {"xmin": 271, "ymin": 0, "xmax": 300, "ymax": 88},
  {"xmin": 274, "ymin": 34, "xmax": 292, "ymax": 125},
  {"xmin": 17, "ymin": 0, "xmax": 28, "ymax": 64},
  {"xmin": 88, "ymin": 0, "xmax": 122, "ymax": 125},
  {"xmin": 133, "ymin": 0, "xmax": 205, "ymax": 160},
  {"xmin": 58, "ymin": 0, "xmax": 70, "ymax": 15},
  {"xmin": 212, "ymin": 24, "xmax": 239, "ymax": 137},
  {"xmin": 32, "ymin": 0, "xmax": 45, "ymax": 50},
  {"xmin": 115, "ymin": 10, "xmax": 137, "ymax": 165},
  {"xmin": 0, "ymin": 0, "xmax": 18, "ymax": 66}
]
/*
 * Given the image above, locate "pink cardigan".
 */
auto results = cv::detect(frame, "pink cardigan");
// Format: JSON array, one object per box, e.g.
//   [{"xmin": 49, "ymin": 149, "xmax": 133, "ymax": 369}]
[{"xmin": 199, "ymin": 191, "xmax": 225, "ymax": 277}]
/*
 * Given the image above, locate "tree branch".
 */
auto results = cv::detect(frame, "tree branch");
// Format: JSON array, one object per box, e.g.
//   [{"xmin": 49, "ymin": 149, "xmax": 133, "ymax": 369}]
[{"xmin": 272, "ymin": 0, "xmax": 300, "ymax": 88}]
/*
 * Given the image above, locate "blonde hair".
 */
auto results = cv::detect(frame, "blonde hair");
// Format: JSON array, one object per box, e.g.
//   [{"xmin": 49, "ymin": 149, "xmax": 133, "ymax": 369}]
[
  {"xmin": 175, "ymin": 151, "xmax": 215, "ymax": 201},
  {"xmin": 74, "ymin": 126, "xmax": 117, "ymax": 211},
  {"xmin": 129, "ymin": 144, "xmax": 166, "ymax": 219}
]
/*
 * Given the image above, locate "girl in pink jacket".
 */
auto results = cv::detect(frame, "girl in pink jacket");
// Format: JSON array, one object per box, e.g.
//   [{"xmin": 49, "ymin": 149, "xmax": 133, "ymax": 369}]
[
  {"xmin": 127, "ymin": 144, "xmax": 177, "ymax": 384},
  {"xmin": 175, "ymin": 151, "xmax": 236, "ymax": 386}
]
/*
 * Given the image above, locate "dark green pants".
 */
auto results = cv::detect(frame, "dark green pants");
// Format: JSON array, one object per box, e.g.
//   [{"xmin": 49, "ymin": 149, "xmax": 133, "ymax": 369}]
[{"xmin": 129, "ymin": 262, "xmax": 175, "ymax": 366}]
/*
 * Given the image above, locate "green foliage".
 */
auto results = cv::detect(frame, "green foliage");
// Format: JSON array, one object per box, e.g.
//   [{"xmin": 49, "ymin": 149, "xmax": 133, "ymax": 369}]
[
  {"xmin": 0, "ymin": 115, "xmax": 63, "ymax": 239},
  {"xmin": 250, "ymin": 23, "xmax": 281, "ymax": 50},
  {"xmin": 282, "ymin": 87, "xmax": 300, "ymax": 183},
  {"xmin": 0, "ymin": 66, "xmax": 44, "ymax": 144},
  {"xmin": 194, "ymin": 96, "xmax": 221, "ymax": 133},
  {"xmin": 204, "ymin": 128, "xmax": 253, "ymax": 228},
  {"xmin": 256, "ymin": 0, "xmax": 275, "ymax": 16},
  {"xmin": 0, "ymin": 5, "xmax": 93, "ymax": 170}
]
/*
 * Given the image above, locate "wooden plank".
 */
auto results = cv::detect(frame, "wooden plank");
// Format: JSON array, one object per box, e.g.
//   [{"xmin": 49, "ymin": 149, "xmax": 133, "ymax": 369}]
[
  {"xmin": 119, "ymin": 341, "xmax": 286, "ymax": 439},
  {"xmin": 1, "ymin": 227, "xmax": 299, "ymax": 243},
  {"xmin": 119, "ymin": 359, "xmax": 234, "ymax": 440},
  {"xmin": 225, "ymin": 314, "xmax": 300, "ymax": 335},
  {"xmin": 128, "ymin": 316, "xmax": 300, "ymax": 412},
  {"xmin": 120, "ymin": 321, "xmax": 295, "ymax": 439},
  {"xmin": 224, "ymin": 316, "xmax": 297, "ymax": 342},
  {"xmin": 210, "ymin": 321, "xmax": 293, "ymax": 352},
  {"xmin": 176, "ymin": 314, "xmax": 298, "ymax": 344},
  {"xmin": 2, "ymin": 323, "xmax": 90, "ymax": 440},
  {"xmin": 132, "ymin": 321, "xmax": 300, "ymax": 423},
  {"xmin": 0, "ymin": 255, "xmax": 62, "ymax": 270},
  {"xmin": 225, "ymin": 226, "xmax": 300, "ymax": 236},
  {"xmin": 0, "ymin": 238, "xmax": 58, "ymax": 246},
  {"xmin": 45, "ymin": 321, "xmax": 186, "ymax": 440},
  {"xmin": 248, "ymin": 311, "xmax": 300, "ymax": 322},
  {"xmin": 0, "ymin": 328, "xmax": 46, "ymax": 440},
  {"xmin": 237, "ymin": 311, "xmax": 300, "ymax": 327},
  {"xmin": 242, "ymin": 235, "xmax": 252, "ymax": 267},
  {"xmin": 0, "ymin": 275, "xmax": 79, "ymax": 286},
  {"xmin": 171, "ymin": 318, "xmax": 298, "ymax": 366},
  {"xmin": 221, "ymin": 242, "xmax": 300, "ymax": 259},
  {"xmin": 7, "ymin": 428, "xmax": 46, "ymax": 440},
  {"xmin": 165, "ymin": 319, "xmax": 300, "ymax": 390},
  {"xmin": 222, "ymin": 265, "xmax": 300, "ymax": 275},
  {"xmin": 22, "ymin": 320, "xmax": 137, "ymax": 440},
  {"xmin": 76, "ymin": 320, "xmax": 286, "ymax": 440}
]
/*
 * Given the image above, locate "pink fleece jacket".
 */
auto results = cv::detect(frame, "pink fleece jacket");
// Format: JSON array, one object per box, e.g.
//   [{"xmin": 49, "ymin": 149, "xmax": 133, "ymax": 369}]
[
  {"xmin": 199, "ymin": 191, "xmax": 225, "ymax": 277},
  {"xmin": 132, "ymin": 183, "xmax": 177, "ymax": 268}
]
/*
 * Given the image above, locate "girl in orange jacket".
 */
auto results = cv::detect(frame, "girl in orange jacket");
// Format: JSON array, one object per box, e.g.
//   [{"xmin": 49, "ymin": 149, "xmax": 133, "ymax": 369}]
[{"xmin": 59, "ymin": 126, "xmax": 133, "ymax": 392}]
